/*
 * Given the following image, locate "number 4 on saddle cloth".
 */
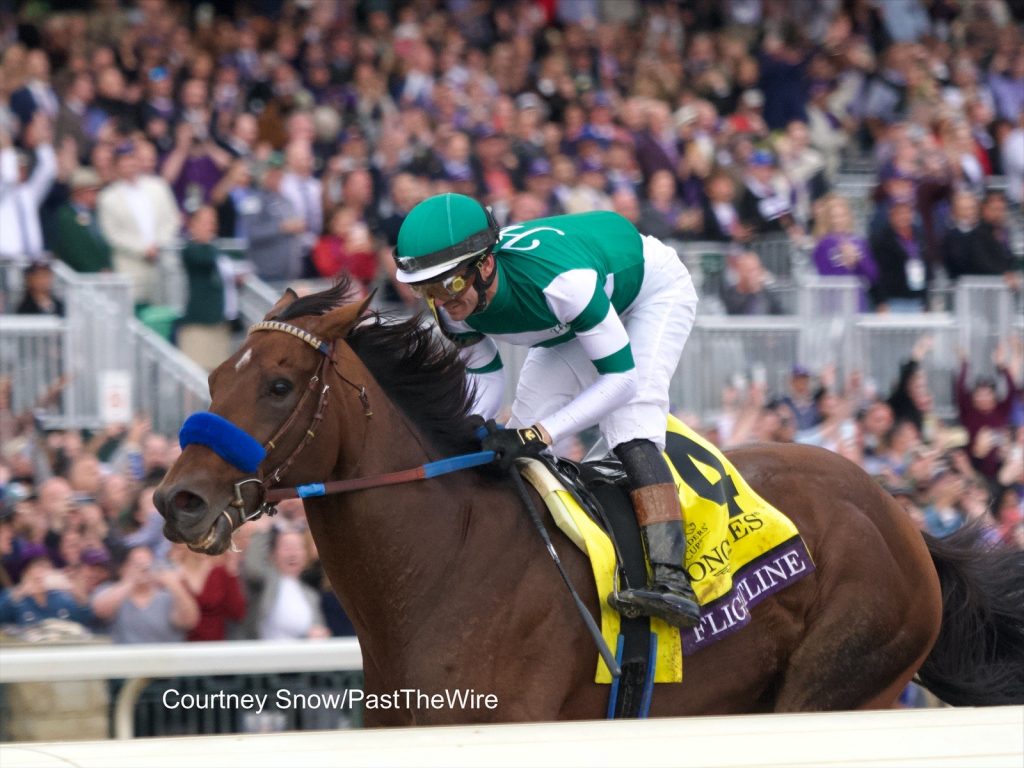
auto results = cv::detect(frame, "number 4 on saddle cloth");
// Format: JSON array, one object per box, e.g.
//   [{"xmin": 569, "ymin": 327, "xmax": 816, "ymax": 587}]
[{"xmin": 517, "ymin": 415, "xmax": 815, "ymax": 717}]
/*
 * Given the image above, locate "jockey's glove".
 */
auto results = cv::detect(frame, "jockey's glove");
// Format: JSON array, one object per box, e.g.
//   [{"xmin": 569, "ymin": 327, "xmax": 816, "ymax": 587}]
[{"xmin": 481, "ymin": 419, "xmax": 550, "ymax": 472}]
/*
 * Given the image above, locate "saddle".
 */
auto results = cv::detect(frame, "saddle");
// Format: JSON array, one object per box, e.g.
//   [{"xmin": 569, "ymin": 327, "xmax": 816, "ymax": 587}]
[{"xmin": 516, "ymin": 415, "xmax": 816, "ymax": 714}]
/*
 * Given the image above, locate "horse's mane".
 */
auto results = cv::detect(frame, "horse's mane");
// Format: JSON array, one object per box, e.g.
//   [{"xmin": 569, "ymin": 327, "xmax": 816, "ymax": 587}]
[{"xmin": 274, "ymin": 279, "xmax": 482, "ymax": 457}]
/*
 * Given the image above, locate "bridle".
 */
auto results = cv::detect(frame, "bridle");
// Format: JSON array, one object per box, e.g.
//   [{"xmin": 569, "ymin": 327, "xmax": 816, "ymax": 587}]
[
  {"xmin": 221, "ymin": 320, "xmax": 371, "ymax": 530},
  {"xmin": 179, "ymin": 317, "xmax": 495, "ymax": 542}
]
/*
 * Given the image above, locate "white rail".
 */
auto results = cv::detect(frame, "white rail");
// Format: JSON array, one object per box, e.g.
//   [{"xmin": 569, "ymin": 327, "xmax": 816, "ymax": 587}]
[
  {"xmin": 0, "ymin": 639, "xmax": 362, "ymax": 739},
  {"xmin": 1, "ymin": 706, "xmax": 1020, "ymax": 767}
]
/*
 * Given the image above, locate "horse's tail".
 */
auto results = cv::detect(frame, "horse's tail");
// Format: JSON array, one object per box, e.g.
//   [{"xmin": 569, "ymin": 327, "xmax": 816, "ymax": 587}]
[{"xmin": 915, "ymin": 523, "xmax": 1024, "ymax": 706}]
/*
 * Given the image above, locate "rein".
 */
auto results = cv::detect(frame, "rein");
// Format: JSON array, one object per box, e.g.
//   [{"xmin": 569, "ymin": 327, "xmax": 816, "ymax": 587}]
[{"xmin": 180, "ymin": 319, "xmax": 493, "ymax": 532}]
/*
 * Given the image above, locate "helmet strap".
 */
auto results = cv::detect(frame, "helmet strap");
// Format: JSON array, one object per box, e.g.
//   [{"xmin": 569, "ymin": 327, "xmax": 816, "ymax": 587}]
[{"xmin": 469, "ymin": 253, "xmax": 497, "ymax": 315}]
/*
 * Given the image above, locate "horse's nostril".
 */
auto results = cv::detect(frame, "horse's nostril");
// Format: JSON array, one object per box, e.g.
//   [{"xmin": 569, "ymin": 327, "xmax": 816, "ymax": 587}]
[{"xmin": 173, "ymin": 490, "xmax": 206, "ymax": 515}]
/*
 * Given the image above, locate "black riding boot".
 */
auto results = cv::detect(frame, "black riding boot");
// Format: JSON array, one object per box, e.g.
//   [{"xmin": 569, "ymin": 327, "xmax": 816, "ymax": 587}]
[{"xmin": 608, "ymin": 440, "xmax": 701, "ymax": 629}]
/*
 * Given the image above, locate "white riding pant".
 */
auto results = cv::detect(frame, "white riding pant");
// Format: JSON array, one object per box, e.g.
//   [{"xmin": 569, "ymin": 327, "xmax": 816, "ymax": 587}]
[{"xmin": 508, "ymin": 236, "xmax": 698, "ymax": 451}]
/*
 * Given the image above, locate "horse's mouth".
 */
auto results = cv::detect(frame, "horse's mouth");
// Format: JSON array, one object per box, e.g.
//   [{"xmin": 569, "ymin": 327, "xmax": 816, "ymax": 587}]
[
  {"xmin": 189, "ymin": 512, "xmax": 233, "ymax": 554},
  {"xmin": 165, "ymin": 512, "xmax": 233, "ymax": 555}
]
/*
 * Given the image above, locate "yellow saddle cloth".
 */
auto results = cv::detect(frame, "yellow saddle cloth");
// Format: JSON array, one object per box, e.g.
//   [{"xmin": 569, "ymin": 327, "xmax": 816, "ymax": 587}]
[{"xmin": 519, "ymin": 415, "xmax": 814, "ymax": 684}]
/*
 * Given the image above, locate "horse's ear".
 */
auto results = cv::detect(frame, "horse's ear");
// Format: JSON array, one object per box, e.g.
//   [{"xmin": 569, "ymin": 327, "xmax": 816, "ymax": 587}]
[
  {"xmin": 311, "ymin": 291, "xmax": 375, "ymax": 340},
  {"xmin": 264, "ymin": 288, "xmax": 299, "ymax": 320}
]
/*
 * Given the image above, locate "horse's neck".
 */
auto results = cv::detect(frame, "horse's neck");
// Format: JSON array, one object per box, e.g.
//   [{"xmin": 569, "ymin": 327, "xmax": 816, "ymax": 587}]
[{"xmin": 307, "ymin": 360, "xmax": 515, "ymax": 664}]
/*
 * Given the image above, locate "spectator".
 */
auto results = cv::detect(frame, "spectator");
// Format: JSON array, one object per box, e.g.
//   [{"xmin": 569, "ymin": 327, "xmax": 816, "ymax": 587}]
[
  {"xmin": 737, "ymin": 150, "xmax": 796, "ymax": 237},
  {"xmin": 1001, "ymin": 112, "xmax": 1023, "ymax": 206},
  {"xmin": 244, "ymin": 527, "xmax": 329, "ymax": 641},
  {"xmin": 241, "ymin": 153, "xmax": 305, "ymax": 282},
  {"xmin": 967, "ymin": 192, "xmax": 1020, "ymax": 290},
  {"xmin": 812, "ymin": 196, "xmax": 879, "ymax": 310},
  {"xmin": 312, "ymin": 206, "xmax": 377, "ymax": 293},
  {"xmin": 54, "ymin": 72, "xmax": 94, "ymax": 156},
  {"xmin": 941, "ymin": 191, "xmax": 987, "ymax": 280},
  {"xmin": 721, "ymin": 250, "xmax": 784, "ymax": 316},
  {"xmin": 279, "ymin": 139, "xmax": 323, "ymax": 272},
  {"xmin": 563, "ymin": 155, "xmax": 612, "ymax": 214},
  {"xmin": 171, "ymin": 544, "xmax": 246, "ymax": 642},
  {"xmin": 9, "ymin": 49, "xmax": 59, "ymax": 129},
  {"xmin": 699, "ymin": 171, "xmax": 749, "ymax": 243},
  {"xmin": 955, "ymin": 344, "xmax": 1020, "ymax": 483},
  {"xmin": 726, "ymin": 90, "xmax": 769, "ymax": 137},
  {"xmin": 637, "ymin": 169, "xmax": 686, "ymax": 241},
  {"xmin": 779, "ymin": 365, "xmax": 819, "ymax": 432},
  {"xmin": 177, "ymin": 206, "xmax": 236, "ymax": 371},
  {"xmin": 91, "ymin": 545, "xmax": 199, "ymax": 643},
  {"xmin": 0, "ymin": 116, "xmax": 57, "ymax": 264},
  {"xmin": 632, "ymin": 100, "xmax": 678, "ymax": 183},
  {"xmin": 120, "ymin": 481, "xmax": 170, "ymax": 560},
  {"xmin": 922, "ymin": 467, "xmax": 966, "ymax": 538},
  {"xmin": 15, "ymin": 258, "xmax": 64, "ymax": 316},
  {"xmin": 859, "ymin": 401, "xmax": 896, "ymax": 462},
  {"xmin": 0, "ymin": 552, "xmax": 93, "ymax": 629},
  {"xmin": 887, "ymin": 336, "xmax": 938, "ymax": 441},
  {"xmin": 805, "ymin": 80, "xmax": 849, "ymax": 182},
  {"xmin": 776, "ymin": 120, "xmax": 829, "ymax": 229},
  {"xmin": 160, "ymin": 121, "xmax": 232, "ymax": 215},
  {"xmin": 209, "ymin": 158, "xmax": 257, "ymax": 240},
  {"xmin": 220, "ymin": 112, "xmax": 260, "ymax": 160},
  {"xmin": 869, "ymin": 197, "xmax": 928, "ymax": 312},
  {"xmin": 53, "ymin": 166, "xmax": 112, "ymax": 273},
  {"xmin": 97, "ymin": 142, "xmax": 181, "ymax": 310}
]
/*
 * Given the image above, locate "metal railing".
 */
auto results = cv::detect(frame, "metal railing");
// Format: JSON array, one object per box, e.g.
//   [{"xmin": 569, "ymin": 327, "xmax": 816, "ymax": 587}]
[
  {"xmin": 129, "ymin": 317, "xmax": 210, "ymax": 436},
  {"xmin": 0, "ymin": 638, "xmax": 363, "ymax": 739},
  {"xmin": 671, "ymin": 315, "xmax": 805, "ymax": 416},
  {"xmin": 853, "ymin": 313, "xmax": 960, "ymax": 418},
  {"xmin": 0, "ymin": 314, "xmax": 66, "ymax": 419},
  {"xmin": 954, "ymin": 276, "xmax": 1020, "ymax": 367},
  {"xmin": 1, "ymin": 263, "xmax": 209, "ymax": 431}
]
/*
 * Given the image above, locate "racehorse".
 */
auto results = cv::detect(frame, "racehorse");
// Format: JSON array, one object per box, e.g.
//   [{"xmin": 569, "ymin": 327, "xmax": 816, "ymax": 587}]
[{"xmin": 154, "ymin": 281, "xmax": 1024, "ymax": 724}]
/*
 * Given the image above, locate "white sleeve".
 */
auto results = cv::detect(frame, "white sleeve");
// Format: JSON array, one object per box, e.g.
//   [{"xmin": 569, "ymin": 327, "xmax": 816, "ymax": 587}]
[
  {"xmin": 536, "ymin": 269, "xmax": 639, "ymax": 443},
  {"xmin": 0, "ymin": 147, "xmax": 17, "ymax": 187},
  {"xmin": 26, "ymin": 143, "xmax": 57, "ymax": 205},
  {"xmin": 539, "ymin": 368, "xmax": 637, "ymax": 445},
  {"xmin": 459, "ymin": 336, "xmax": 504, "ymax": 419}
]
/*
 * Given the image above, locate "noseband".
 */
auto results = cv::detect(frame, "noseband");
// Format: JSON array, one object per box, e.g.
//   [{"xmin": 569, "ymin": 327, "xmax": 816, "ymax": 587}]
[{"xmin": 179, "ymin": 319, "xmax": 371, "ymax": 532}]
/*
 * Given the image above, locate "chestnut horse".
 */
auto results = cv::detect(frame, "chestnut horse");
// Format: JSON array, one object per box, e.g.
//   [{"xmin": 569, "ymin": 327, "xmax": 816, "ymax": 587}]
[{"xmin": 155, "ymin": 283, "xmax": 1024, "ymax": 724}]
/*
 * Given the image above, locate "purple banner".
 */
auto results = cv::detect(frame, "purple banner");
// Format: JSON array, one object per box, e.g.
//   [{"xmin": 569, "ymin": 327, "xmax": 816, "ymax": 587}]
[{"xmin": 681, "ymin": 537, "xmax": 815, "ymax": 656}]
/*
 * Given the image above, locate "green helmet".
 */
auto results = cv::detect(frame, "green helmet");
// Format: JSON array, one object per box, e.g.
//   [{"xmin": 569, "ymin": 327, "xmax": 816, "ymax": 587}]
[{"xmin": 394, "ymin": 193, "xmax": 499, "ymax": 284}]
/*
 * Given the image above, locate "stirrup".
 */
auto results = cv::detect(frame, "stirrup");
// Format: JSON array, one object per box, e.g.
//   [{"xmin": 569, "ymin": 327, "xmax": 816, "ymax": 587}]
[{"xmin": 607, "ymin": 586, "xmax": 701, "ymax": 629}]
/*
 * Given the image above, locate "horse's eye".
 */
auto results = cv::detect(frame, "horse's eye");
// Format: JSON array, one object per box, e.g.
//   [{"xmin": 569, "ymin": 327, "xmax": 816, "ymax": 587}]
[{"xmin": 268, "ymin": 379, "xmax": 293, "ymax": 397}]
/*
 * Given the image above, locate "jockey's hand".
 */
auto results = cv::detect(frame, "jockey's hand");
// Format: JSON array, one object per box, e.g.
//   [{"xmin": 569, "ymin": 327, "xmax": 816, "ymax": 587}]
[{"xmin": 481, "ymin": 419, "xmax": 550, "ymax": 472}]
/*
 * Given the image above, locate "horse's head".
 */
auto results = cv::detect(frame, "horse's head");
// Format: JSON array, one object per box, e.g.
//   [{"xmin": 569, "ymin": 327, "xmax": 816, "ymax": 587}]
[{"xmin": 154, "ymin": 287, "xmax": 371, "ymax": 554}]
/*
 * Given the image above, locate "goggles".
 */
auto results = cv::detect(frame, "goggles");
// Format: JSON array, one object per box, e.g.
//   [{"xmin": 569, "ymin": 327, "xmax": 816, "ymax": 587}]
[{"xmin": 409, "ymin": 255, "xmax": 486, "ymax": 302}]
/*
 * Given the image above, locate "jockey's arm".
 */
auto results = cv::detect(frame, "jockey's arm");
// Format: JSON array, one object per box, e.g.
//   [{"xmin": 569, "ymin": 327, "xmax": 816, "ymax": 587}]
[
  {"xmin": 431, "ymin": 301, "xmax": 505, "ymax": 420},
  {"xmin": 461, "ymin": 335, "xmax": 505, "ymax": 420},
  {"xmin": 535, "ymin": 278, "xmax": 638, "ymax": 445}
]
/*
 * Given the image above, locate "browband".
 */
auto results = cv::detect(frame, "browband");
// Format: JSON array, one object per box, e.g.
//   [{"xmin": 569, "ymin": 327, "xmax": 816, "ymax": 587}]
[{"xmin": 249, "ymin": 320, "xmax": 331, "ymax": 356}]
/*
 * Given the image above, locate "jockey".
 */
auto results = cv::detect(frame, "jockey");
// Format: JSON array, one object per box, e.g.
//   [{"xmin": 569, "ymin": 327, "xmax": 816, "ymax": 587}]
[{"xmin": 394, "ymin": 193, "xmax": 701, "ymax": 629}]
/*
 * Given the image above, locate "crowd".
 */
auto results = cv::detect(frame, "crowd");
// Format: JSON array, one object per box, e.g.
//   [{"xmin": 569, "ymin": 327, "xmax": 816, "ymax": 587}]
[{"xmin": 1, "ymin": 0, "xmax": 1023, "ymax": 644}]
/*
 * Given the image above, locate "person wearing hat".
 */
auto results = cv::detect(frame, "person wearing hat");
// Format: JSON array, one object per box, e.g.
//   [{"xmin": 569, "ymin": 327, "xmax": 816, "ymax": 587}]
[
  {"xmin": 53, "ymin": 166, "xmax": 113, "ymax": 273},
  {"xmin": 737, "ymin": 148, "xmax": 798, "ymax": 236},
  {"xmin": 240, "ymin": 151, "xmax": 306, "ymax": 282},
  {"xmin": 563, "ymin": 155, "xmax": 612, "ymax": 214},
  {"xmin": 393, "ymin": 193, "xmax": 702, "ymax": 629},
  {"xmin": 0, "ymin": 115, "xmax": 57, "ymax": 263}
]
